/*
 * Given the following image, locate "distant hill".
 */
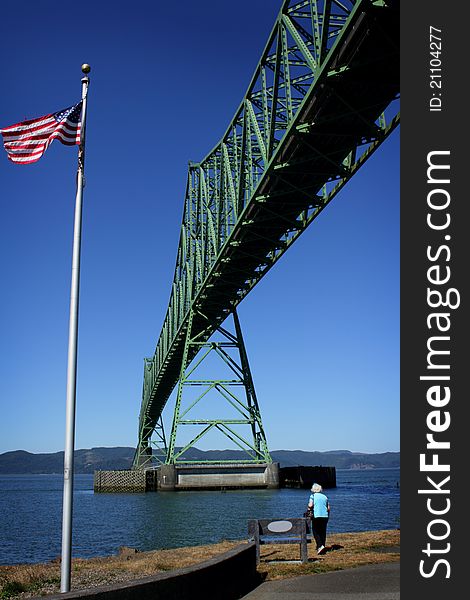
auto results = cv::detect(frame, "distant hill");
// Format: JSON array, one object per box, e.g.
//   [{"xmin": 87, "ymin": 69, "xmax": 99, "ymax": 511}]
[
  {"xmin": 270, "ymin": 450, "xmax": 400, "ymax": 470},
  {"xmin": 0, "ymin": 447, "xmax": 399, "ymax": 474},
  {"xmin": 0, "ymin": 447, "xmax": 134, "ymax": 475}
]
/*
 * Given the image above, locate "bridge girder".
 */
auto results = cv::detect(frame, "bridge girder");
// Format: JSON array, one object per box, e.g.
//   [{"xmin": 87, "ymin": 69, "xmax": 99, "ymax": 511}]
[{"xmin": 134, "ymin": 0, "xmax": 399, "ymax": 468}]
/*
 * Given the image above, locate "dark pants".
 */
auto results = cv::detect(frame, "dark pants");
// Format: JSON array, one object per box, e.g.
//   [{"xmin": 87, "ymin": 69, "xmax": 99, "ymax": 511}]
[{"xmin": 311, "ymin": 517, "xmax": 328, "ymax": 549}]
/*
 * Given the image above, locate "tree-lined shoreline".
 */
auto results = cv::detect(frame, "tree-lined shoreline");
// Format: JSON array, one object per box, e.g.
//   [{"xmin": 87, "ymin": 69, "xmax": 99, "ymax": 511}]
[{"xmin": 0, "ymin": 447, "xmax": 399, "ymax": 474}]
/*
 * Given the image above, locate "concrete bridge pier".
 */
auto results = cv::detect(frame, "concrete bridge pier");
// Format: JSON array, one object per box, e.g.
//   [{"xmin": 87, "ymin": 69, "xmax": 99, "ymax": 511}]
[
  {"xmin": 158, "ymin": 464, "xmax": 177, "ymax": 490},
  {"xmin": 153, "ymin": 462, "xmax": 279, "ymax": 491},
  {"xmin": 264, "ymin": 462, "xmax": 280, "ymax": 489},
  {"xmin": 93, "ymin": 463, "xmax": 338, "ymax": 492}
]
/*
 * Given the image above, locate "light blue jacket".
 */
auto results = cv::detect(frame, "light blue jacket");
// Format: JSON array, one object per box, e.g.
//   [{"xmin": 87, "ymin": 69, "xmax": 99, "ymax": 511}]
[{"xmin": 308, "ymin": 491, "xmax": 329, "ymax": 518}]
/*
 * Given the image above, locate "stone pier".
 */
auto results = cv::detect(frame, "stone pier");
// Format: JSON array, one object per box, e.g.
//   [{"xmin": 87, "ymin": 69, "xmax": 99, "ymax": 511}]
[
  {"xmin": 94, "ymin": 463, "xmax": 337, "ymax": 493},
  {"xmin": 94, "ymin": 462, "xmax": 279, "ymax": 492}
]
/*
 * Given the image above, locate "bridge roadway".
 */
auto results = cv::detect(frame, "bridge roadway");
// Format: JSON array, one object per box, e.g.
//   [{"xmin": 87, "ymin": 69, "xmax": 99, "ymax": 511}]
[{"xmin": 136, "ymin": 0, "xmax": 400, "ymax": 463}]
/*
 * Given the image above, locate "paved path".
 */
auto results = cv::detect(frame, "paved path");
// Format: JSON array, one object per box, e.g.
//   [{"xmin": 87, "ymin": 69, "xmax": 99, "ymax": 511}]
[{"xmin": 242, "ymin": 562, "xmax": 400, "ymax": 599}]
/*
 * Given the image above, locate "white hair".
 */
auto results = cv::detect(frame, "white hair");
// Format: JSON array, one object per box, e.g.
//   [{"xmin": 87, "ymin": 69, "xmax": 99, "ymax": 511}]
[{"xmin": 311, "ymin": 483, "xmax": 322, "ymax": 493}]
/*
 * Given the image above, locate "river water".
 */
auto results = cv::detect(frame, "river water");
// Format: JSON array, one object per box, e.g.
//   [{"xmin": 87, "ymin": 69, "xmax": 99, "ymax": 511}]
[{"xmin": 0, "ymin": 468, "xmax": 399, "ymax": 565}]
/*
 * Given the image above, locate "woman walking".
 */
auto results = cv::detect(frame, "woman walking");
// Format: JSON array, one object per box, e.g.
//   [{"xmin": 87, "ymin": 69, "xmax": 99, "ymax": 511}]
[{"xmin": 308, "ymin": 482, "xmax": 330, "ymax": 554}]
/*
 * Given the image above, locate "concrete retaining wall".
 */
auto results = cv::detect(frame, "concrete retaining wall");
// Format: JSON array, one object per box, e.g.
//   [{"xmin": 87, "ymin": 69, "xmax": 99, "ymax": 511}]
[{"xmin": 34, "ymin": 543, "xmax": 258, "ymax": 600}]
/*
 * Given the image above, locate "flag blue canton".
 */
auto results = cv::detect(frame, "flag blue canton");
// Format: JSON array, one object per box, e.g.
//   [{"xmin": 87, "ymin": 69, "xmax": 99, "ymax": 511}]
[{"xmin": 54, "ymin": 102, "xmax": 82, "ymax": 124}]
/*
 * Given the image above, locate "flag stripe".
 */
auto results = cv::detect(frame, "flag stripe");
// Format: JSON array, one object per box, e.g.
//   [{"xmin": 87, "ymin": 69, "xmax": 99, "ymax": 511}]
[
  {"xmin": 4, "ymin": 128, "xmax": 81, "ymax": 148},
  {"xmin": 2, "ymin": 117, "xmax": 79, "ymax": 141},
  {"xmin": 3, "ymin": 120, "xmax": 58, "ymax": 140},
  {"xmin": 0, "ymin": 114, "xmax": 55, "ymax": 132},
  {"xmin": 1, "ymin": 102, "xmax": 82, "ymax": 164},
  {"xmin": 1, "ymin": 116, "xmax": 80, "ymax": 139},
  {"xmin": 3, "ymin": 121, "xmax": 81, "ymax": 145}
]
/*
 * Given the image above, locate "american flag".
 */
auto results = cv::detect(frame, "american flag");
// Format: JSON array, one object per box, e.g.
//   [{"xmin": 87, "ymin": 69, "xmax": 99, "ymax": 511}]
[{"xmin": 1, "ymin": 102, "xmax": 82, "ymax": 164}]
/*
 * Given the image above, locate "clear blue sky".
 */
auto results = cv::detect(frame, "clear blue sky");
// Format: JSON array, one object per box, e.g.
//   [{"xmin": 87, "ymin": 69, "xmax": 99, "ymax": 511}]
[{"xmin": 0, "ymin": 0, "xmax": 399, "ymax": 455}]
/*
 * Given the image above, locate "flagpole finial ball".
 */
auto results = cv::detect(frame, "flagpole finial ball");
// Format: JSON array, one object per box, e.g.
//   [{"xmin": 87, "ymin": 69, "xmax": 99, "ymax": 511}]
[{"xmin": 81, "ymin": 64, "xmax": 91, "ymax": 74}]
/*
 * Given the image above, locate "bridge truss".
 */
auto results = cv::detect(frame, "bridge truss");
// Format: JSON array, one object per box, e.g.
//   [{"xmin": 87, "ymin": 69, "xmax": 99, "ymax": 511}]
[{"xmin": 133, "ymin": 0, "xmax": 399, "ymax": 469}]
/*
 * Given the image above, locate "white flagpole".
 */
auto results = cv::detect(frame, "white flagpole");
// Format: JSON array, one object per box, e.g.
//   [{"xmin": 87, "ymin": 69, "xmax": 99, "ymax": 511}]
[{"xmin": 60, "ymin": 64, "xmax": 90, "ymax": 594}]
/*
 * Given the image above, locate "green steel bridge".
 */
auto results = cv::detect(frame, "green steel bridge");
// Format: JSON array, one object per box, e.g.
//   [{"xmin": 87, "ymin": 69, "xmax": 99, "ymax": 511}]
[{"xmin": 133, "ymin": 0, "xmax": 399, "ymax": 469}]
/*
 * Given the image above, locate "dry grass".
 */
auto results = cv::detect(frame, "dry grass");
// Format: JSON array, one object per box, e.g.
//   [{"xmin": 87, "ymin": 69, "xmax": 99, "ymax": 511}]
[
  {"xmin": 258, "ymin": 529, "xmax": 400, "ymax": 580},
  {"xmin": 0, "ymin": 541, "xmax": 240, "ymax": 599},
  {"xmin": 0, "ymin": 530, "xmax": 399, "ymax": 598}
]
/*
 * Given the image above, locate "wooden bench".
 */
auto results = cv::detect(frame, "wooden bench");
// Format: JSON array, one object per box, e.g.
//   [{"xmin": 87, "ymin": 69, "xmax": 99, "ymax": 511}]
[{"xmin": 248, "ymin": 518, "xmax": 311, "ymax": 564}]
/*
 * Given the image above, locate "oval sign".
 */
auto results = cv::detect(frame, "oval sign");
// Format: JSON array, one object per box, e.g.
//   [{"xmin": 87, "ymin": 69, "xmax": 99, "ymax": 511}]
[{"xmin": 267, "ymin": 520, "xmax": 293, "ymax": 533}]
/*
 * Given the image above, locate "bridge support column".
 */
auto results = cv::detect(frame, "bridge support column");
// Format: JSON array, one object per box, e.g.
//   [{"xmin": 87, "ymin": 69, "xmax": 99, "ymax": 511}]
[
  {"xmin": 133, "ymin": 415, "xmax": 167, "ymax": 470},
  {"xmin": 264, "ymin": 462, "xmax": 280, "ymax": 489},
  {"xmin": 165, "ymin": 308, "xmax": 272, "ymax": 466},
  {"xmin": 158, "ymin": 464, "xmax": 177, "ymax": 490},
  {"xmin": 133, "ymin": 444, "xmax": 153, "ymax": 470}
]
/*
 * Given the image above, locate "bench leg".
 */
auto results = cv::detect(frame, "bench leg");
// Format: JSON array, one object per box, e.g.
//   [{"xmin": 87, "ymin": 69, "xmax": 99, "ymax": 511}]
[
  {"xmin": 255, "ymin": 532, "xmax": 260, "ymax": 565},
  {"xmin": 301, "ymin": 537, "xmax": 308, "ymax": 563}
]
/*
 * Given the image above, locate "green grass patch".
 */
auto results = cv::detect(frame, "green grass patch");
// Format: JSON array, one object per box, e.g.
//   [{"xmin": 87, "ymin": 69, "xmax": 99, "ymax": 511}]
[{"xmin": 0, "ymin": 581, "xmax": 26, "ymax": 599}]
